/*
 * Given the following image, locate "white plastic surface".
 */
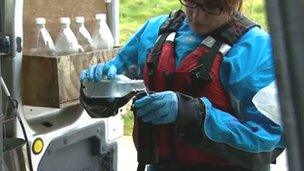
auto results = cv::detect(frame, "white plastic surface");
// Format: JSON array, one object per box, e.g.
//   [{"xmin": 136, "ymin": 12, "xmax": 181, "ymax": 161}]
[
  {"xmin": 60, "ymin": 17, "xmax": 71, "ymax": 24},
  {"xmin": 35, "ymin": 17, "xmax": 46, "ymax": 25},
  {"xmin": 75, "ymin": 17, "xmax": 94, "ymax": 52},
  {"xmin": 95, "ymin": 13, "xmax": 107, "ymax": 20},
  {"xmin": 252, "ymin": 81, "xmax": 282, "ymax": 126},
  {"xmin": 92, "ymin": 13, "xmax": 114, "ymax": 50},
  {"xmin": 106, "ymin": 110, "xmax": 124, "ymax": 142},
  {"xmin": 31, "ymin": 18, "xmax": 56, "ymax": 56},
  {"xmin": 55, "ymin": 18, "xmax": 83, "ymax": 55},
  {"xmin": 75, "ymin": 16, "xmax": 85, "ymax": 23}
]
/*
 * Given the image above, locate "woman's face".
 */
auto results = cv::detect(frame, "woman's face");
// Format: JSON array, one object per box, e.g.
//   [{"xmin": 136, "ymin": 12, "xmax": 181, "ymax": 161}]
[{"xmin": 183, "ymin": 0, "xmax": 231, "ymax": 35}]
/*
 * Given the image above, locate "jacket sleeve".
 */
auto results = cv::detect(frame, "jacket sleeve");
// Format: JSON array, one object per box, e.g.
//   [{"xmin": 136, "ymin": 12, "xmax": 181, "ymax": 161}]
[
  {"xmin": 107, "ymin": 16, "xmax": 168, "ymax": 78},
  {"xmin": 175, "ymin": 27, "xmax": 285, "ymax": 169}
]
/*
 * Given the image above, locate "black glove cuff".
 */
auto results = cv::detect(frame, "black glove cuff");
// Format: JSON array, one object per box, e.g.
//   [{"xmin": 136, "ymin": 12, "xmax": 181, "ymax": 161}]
[
  {"xmin": 175, "ymin": 93, "xmax": 206, "ymax": 143},
  {"xmin": 176, "ymin": 93, "xmax": 206, "ymax": 126}
]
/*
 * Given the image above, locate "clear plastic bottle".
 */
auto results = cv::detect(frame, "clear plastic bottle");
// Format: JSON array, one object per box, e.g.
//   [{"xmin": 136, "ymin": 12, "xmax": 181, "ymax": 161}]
[
  {"xmin": 55, "ymin": 17, "xmax": 83, "ymax": 55},
  {"xmin": 31, "ymin": 17, "xmax": 56, "ymax": 56},
  {"xmin": 75, "ymin": 16, "xmax": 94, "ymax": 52},
  {"xmin": 92, "ymin": 13, "xmax": 114, "ymax": 50}
]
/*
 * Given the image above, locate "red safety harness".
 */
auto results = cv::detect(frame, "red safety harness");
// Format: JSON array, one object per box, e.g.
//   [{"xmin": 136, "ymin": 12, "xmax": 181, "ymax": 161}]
[{"xmin": 140, "ymin": 10, "xmax": 257, "ymax": 169}]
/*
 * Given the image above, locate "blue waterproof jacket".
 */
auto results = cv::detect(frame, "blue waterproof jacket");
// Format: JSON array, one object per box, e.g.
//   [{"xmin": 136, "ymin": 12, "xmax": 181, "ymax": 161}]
[{"xmin": 108, "ymin": 15, "xmax": 285, "ymax": 153}]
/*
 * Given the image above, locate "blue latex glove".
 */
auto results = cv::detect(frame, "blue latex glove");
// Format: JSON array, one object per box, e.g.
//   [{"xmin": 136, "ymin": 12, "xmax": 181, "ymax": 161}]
[
  {"xmin": 80, "ymin": 63, "xmax": 117, "ymax": 82},
  {"xmin": 133, "ymin": 91, "xmax": 178, "ymax": 124}
]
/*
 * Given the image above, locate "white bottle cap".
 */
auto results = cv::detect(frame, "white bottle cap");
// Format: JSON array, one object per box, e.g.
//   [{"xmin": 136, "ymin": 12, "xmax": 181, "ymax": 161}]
[
  {"xmin": 95, "ymin": 13, "xmax": 106, "ymax": 20},
  {"xmin": 35, "ymin": 17, "xmax": 46, "ymax": 25},
  {"xmin": 76, "ymin": 16, "xmax": 85, "ymax": 24},
  {"xmin": 60, "ymin": 17, "xmax": 71, "ymax": 24}
]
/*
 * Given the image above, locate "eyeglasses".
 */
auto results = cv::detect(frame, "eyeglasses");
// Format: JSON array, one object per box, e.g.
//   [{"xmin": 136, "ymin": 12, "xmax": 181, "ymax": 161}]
[{"xmin": 179, "ymin": 0, "xmax": 223, "ymax": 15}]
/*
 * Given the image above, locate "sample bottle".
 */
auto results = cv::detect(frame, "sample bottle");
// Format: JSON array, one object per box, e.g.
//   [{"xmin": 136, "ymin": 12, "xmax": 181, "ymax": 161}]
[
  {"xmin": 92, "ymin": 13, "xmax": 114, "ymax": 50},
  {"xmin": 31, "ymin": 17, "xmax": 56, "ymax": 56},
  {"xmin": 55, "ymin": 17, "xmax": 83, "ymax": 55},
  {"xmin": 75, "ymin": 16, "xmax": 94, "ymax": 52}
]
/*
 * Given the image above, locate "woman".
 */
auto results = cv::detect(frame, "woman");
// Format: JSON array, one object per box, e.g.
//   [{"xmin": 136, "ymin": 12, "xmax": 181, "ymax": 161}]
[{"xmin": 81, "ymin": 0, "xmax": 285, "ymax": 170}]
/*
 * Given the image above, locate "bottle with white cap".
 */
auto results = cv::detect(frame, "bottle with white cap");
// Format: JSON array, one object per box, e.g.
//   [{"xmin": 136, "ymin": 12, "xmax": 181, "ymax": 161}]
[
  {"xmin": 92, "ymin": 13, "xmax": 114, "ymax": 50},
  {"xmin": 55, "ymin": 17, "xmax": 84, "ymax": 55},
  {"xmin": 31, "ymin": 17, "xmax": 56, "ymax": 56},
  {"xmin": 75, "ymin": 16, "xmax": 94, "ymax": 52}
]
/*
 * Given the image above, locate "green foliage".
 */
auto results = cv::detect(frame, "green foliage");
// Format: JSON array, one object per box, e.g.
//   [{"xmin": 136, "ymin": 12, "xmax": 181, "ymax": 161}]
[
  {"xmin": 120, "ymin": 0, "xmax": 267, "ymax": 135},
  {"xmin": 120, "ymin": 0, "xmax": 267, "ymax": 44},
  {"xmin": 122, "ymin": 104, "xmax": 134, "ymax": 136},
  {"xmin": 242, "ymin": 0, "xmax": 268, "ymax": 30},
  {"xmin": 120, "ymin": 0, "xmax": 181, "ymax": 43}
]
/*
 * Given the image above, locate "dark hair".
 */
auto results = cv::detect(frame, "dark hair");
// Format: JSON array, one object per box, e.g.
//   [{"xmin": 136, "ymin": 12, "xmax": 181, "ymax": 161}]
[{"xmin": 206, "ymin": 0, "xmax": 243, "ymax": 15}]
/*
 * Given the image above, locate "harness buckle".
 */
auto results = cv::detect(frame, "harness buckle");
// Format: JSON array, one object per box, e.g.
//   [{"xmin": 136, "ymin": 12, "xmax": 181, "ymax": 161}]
[{"xmin": 190, "ymin": 63, "xmax": 212, "ymax": 83}]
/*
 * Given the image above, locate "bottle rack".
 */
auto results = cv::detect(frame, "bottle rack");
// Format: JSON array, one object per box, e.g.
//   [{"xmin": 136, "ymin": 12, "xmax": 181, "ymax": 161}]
[
  {"xmin": 21, "ymin": 0, "xmax": 116, "ymax": 108},
  {"xmin": 22, "ymin": 48, "xmax": 120, "ymax": 108}
]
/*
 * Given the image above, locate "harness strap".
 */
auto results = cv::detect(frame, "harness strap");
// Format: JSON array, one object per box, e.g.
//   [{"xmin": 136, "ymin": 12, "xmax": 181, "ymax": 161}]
[
  {"xmin": 147, "ymin": 33, "xmax": 171, "ymax": 90},
  {"xmin": 165, "ymin": 72, "xmax": 174, "ymax": 91},
  {"xmin": 185, "ymin": 38, "xmax": 223, "ymax": 96},
  {"xmin": 211, "ymin": 13, "xmax": 259, "ymax": 45},
  {"xmin": 147, "ymin": 10, "xmax": 185, "ymax": 90},
  {"xmin": 190, "ymin": 38, "xmax": 223, "ymax": 85},
  {"xmin": 189, "ymin": 13, "xmax": 258, "ymax": 90},
  {"xmin": 137, "ymin": 163, "xmax": 145, "ymax": 171},
  {"xmin": 159, "ymin": 10, "xmax": 186, "ymax": 35}
]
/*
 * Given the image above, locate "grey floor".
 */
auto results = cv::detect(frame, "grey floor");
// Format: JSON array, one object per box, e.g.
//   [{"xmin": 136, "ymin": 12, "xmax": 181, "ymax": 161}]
[{"xmin": 118, "ymin": 136, "xmax": 289, "ymax": 171}]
